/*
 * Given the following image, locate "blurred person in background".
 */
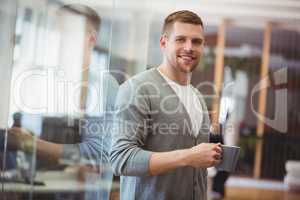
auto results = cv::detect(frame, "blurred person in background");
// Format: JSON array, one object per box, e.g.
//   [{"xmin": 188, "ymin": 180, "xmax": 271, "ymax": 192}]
[{"xmin": 4, "ymin": 4, "xmax": 118, "ymax": 200}]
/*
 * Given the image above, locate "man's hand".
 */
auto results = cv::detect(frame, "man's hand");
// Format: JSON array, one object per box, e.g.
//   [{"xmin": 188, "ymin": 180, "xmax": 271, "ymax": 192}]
[
  {"xmin": 77, "ymin": 165, "xmax": 101, "ymax": 182},
  {"xmin": 149, "ymin": 142, "xmax": 222, "ymax": 176},
  {"xmin": 185, "ymin": 143, "xmax": 222, "ymax": 168},
  {"xmin": 7, "ymin": 127, "xmax": 64, "ymax": 163},
  {"xmin": 7, "ymin": 127, "xmax": 33, "ymax": 151}
]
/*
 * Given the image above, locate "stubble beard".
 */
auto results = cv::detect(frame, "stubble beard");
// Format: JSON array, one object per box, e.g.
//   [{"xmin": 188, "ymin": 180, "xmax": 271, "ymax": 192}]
[
  {"xmin": 165, "ymin": 52, "xmax": 200, "ymax": 74},
  {"xmin": 176, "ymin": 57, "xmax": 199, "ymax": 73}
]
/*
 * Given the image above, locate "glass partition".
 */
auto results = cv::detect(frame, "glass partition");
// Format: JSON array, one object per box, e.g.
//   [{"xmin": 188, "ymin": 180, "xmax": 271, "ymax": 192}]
[
  {"xmin": 0, "ymin": 0, "xmax": 17, "ymax": 198},
  {"xmin": 1, "ymin": 0, "xmax": 299, "ymax": 199},
  {"xmin": 261, "ymin": 26, "xmax": 300, "ymax": 180},
  {"xmin": 1, "ymin": 0, "xmax": 116, "ymax": 199},
  {"xmin": 222, "ymin": 26, "xmax": 264, "ymax": 177}
]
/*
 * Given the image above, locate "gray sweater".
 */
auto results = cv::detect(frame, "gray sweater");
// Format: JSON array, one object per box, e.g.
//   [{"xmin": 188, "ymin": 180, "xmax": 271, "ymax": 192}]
[{"xmin": 110, "ymin": 68, "xmax": 210, "ymax": 200}]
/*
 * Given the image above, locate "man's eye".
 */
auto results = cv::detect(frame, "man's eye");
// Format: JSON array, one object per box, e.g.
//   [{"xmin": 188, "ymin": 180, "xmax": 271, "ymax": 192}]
[
  {"xmin": 176, "ymin": 38, "xmax": 185, "ymax": 42},
  {"xmin": 193, "ymin": 39, "xmax": 203, "ymax": 45}
]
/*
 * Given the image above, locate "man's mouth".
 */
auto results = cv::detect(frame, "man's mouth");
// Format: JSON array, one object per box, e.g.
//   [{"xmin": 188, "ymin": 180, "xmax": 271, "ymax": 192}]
[{"xmin": 178, "ymin": 55, "xmax": 196, "ymax": 62}]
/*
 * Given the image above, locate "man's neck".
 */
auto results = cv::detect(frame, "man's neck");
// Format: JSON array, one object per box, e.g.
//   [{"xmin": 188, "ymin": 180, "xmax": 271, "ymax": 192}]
[{"xmin": 158, "ymin": 63, "xmax": 191, "ymax": 86}]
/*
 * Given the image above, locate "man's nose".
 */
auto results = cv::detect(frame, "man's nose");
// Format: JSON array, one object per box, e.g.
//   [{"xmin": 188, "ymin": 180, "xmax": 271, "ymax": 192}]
[{"xmin": 183, "ymin": 40, "xmax": 193, "ymax": 51}]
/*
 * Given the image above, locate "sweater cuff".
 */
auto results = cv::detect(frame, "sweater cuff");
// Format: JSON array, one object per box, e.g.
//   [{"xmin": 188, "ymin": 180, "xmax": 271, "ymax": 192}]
[{"xmin": 131, "ymin": 150, "xmax": 153, "ymax": 176}]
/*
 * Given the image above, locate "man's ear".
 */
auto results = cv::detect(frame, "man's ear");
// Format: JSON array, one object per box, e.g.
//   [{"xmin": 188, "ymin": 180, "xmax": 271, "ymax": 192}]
[
  {"xmin": 160, "ymin": 35, "xmax": 167, "ymax": 49},
  {"xmin": 88, "ymin": 31, "xmax": 97, "ymax": 46}
]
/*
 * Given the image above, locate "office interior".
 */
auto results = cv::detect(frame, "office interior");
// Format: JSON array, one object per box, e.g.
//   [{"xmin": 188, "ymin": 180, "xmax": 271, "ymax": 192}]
[{"xmin": 0, "ymin": 0, "xmax": 300, "ymax": 199}]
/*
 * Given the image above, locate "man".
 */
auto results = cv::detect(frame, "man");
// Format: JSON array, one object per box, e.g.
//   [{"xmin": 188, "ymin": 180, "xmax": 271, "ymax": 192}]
[{"xmin": 110, "ymin": 10, "xmax": 222, "ymax": 200}]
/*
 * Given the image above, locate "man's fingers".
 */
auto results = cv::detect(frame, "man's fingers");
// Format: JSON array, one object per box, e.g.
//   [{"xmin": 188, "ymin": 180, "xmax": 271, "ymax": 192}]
[
  {"xmin": 213, "ymin": 152, "xmax": 222, "ymax": 160},
  {"xmin": 8, "ymin": 127, "xmax": 18, "ymax": 133},
  {"xmin": 213, "ymin": 144, "xmax": 222, "ymax": 154},
  {"xmin": 9, "ymin": 127, "xmax": 33, "ymax": 136}
]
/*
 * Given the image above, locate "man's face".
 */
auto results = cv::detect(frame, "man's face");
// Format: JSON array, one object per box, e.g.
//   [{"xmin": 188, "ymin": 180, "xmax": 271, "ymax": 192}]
[{"xmin": 160, "ymin": 21, "xmax": 204, "ymax": 73}]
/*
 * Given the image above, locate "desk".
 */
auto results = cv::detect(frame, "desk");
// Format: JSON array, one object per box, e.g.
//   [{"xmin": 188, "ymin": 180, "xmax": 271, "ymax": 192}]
[{"xmin": 2, "ymin": 170, "xmax": 119, "ymax": 193}]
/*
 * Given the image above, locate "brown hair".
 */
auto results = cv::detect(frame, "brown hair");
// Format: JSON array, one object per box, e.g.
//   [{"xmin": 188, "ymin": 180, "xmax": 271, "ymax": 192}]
[
  {"xmin": 59, "ymin": 4, "xmax": 101, "ymax": 32},
  {"xmin": 162, "ymin": 10, "xmax": 203, "ymax": 35}
]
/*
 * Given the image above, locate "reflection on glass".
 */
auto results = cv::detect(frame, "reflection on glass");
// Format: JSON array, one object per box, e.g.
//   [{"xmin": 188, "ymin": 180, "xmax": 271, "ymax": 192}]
[
  {"xmin": 261, "ymin": 27, "xmax": 300, "ymax": 180},
  {"xmin": 222, "ymin": 26, "xmax": 263, "ymax": 177},
  {"xmin": 2, "ymin": 1, "xmax": 116, "ymax": 200},
  {"xmin": 0, "ymin": 0, "xmax": 18, "ymax": 198}
]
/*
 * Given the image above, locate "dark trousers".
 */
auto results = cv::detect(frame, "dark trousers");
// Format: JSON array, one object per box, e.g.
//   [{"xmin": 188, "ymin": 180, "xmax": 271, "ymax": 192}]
[{"xmin": 212, "ymin": 171, "xmax": 230, "ymax": 196}]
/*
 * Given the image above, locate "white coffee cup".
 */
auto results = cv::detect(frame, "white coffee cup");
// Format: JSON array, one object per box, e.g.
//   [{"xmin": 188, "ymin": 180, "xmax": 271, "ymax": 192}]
[{"xmin": 216, "ymin": 145, "xmax": 240, "ymax": 172}]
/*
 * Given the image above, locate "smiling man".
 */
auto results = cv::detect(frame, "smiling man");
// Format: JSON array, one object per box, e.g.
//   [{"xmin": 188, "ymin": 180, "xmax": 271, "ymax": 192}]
[{"xmin": 110, "ymin": 10, "xmax": 222, "ymax": 200}]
